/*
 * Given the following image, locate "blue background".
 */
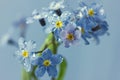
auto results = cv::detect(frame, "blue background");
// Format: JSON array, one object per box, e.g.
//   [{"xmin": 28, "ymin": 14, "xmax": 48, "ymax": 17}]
[{"xmin": 0, "ymin": 0, "xmax": 119, "ymax": 80}]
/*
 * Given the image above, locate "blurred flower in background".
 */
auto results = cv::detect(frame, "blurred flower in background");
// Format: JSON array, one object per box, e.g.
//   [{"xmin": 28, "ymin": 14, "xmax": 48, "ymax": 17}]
[
  {"xmin": 0, "ymin": 17, "xmax": 28, "ymax": 48},
  {"xmin": 0, "ymin": 27, "xmax": 18, "ymax": 47},
  {"xmin": 14, "ymin": 17, "xmax": 28, "ymax": 38}
]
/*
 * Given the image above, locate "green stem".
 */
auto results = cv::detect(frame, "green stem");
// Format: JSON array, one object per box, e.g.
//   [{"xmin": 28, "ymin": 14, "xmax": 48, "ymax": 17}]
[{"xmin": 22, "ymin": 66, "xmax": 38, "ymax": 80}]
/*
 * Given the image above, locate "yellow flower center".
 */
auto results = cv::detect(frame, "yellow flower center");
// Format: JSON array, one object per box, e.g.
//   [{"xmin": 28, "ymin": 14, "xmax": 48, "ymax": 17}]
[
  {"xmin": 55, "ymin": 21, "xmax": 63, "ymax": 28},
  {"xmin": 66, "ymin": 33, "xmax": 74, "ymax": 41},
  {"xmin": 43, "ymin": 60, "xmax": 51, "ymax": 67},
  {"xmin": 22, "ymin": 50, "xmax": 29, "ymax": 58},
  {"xmin": 88, "ymin": 9, "xmax": 94, "ymax": 16}
]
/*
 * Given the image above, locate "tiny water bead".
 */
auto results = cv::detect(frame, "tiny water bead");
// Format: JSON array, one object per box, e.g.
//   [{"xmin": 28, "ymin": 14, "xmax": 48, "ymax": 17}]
[
  {"xmin": 88, "ymin": 9, "xmax": 95, "ymax": 16},
  {"xmin": 66, "ymin": 33, "xmax": 74, "ymax": 41},
  {"xmin": 55, "ymin": 21, "xmax": 63, "ymax": 28},
  {"xmin": 22, "ymin": 50, "xmax": 29, "ymax": 58},
  {"xmin": 43, "ymin": 60, "xmax": 51, "ymax": 67}
]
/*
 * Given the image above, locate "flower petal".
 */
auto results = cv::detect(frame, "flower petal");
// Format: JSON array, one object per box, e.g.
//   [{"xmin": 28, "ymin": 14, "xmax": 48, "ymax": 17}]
[
  {"xmin": 32, "ymin": 57, "xmax": 44, "ymax": 66},
  {"xmin": 60, "ymin": 30, "xmax": 67, "ymax": 40},
  {"xmin": 64, "ymin": 40, "xmax": 70, "ymax": 48},
  {"xmin": 18, "ymin": 38, "xmax": 25, "ymax": 49},
  {"xmin": 26, "ymin": 40, "xmax": 36, "ymax": 52},
  {"xmin": 81, "ymin": 35, "xmax": 90, "ymax": 45},
  {"xmin": 61, "ymin": 11, "xmax": 71, "ymax": 21},
  {"xmin": 51, "ymin": 54, "xmax": 63, "ymax": 65},
  {"xmin": 42, "ymin": 49, "xmax": 52, "ymax": 60},
  {"xmin": 74, "ymin": 30, "xmax": 81, "ymax": 40},
  {"xmin": 14, "ymin": 50, "xmax": 24, "ymax": 62},
  {"xmin": 35, "ymin": 66, "xmax": 46, "ymax": 78},
  {"xmin": 23, "ymin": 58, "xmax": 32, "ymax": 72},
  {"xmin": 47, "ymin": 65, "xmax": 57, "ymax": 77}
]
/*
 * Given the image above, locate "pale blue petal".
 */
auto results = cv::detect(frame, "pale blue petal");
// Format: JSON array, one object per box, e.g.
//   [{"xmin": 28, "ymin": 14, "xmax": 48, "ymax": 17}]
[
  {"xmin": 60, "ymin": 30, "xmax": 67, "ymax": 40},
  {"xmin": 26, "ymin": 40, "xmax": 36, "ymax": 52},
  {"xmin": 32, "ymin": 57, "xmax": 44, "ymax": 66},
  {"xmin": 18, "ymin": 38, "xmax": 25, "ymax": 49},
  {"xmin": 74, "ymin": 30, "xmax": 81, "ymax": 40},
  {"xmin": 47, "ymin": 65, "xmax": 57, "ymax": 77},
  {"xmin": 51, "ymin": 55, "xmax": 63, "ymax": 65},
  {"xmin": 61, "ymin": 11, "xmax": 71, "ymax": 21},
  {"xmin": 14, "ymin": 50, "xmax": 24, "ymax": 62},
  {"xmin": 42, "ymin": 49, "xmax": 52, "ymax": 60},
  {"xmin": 35, "ymin": 66, "xmax": 46, "ymax": 78},
  {"xmin": 23, "ymin": 58, "xmax": 32, "ymax": 72},
  {"xmin": 81, "ymin": 35, "xmax": 90, "ymax": 45},
  {"xmin": 64, "ymin": 40, "xmax": 70, "ymax": 48}
]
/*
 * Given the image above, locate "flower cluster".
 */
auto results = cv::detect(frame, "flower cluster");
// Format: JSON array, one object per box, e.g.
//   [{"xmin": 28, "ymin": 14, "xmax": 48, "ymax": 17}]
[
  {"xmin": 12, "ymin": 0, "xmax": 109, "ymax": 79},
  {"xmin": 75, "ymin": 2, "xmax": 108, "ymax": 44},
  {"xmin": 26, "ymin": 0, "xmax": 108, "ymax": 47}
]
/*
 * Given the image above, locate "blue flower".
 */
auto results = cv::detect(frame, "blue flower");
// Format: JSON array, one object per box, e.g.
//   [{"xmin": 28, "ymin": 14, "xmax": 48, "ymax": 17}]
[
  {"xmin": 78, "ymin": 2, "xmax": 106, "ymax": 22},
  {"xmin": 74, "ymin": 2, "xmax": 108, "ymax": 45},
  {"xmin": 75, "ymin": 2, "xmax": 106, "ymax": 31},
  {"xmin": 60, "ymin": 23, "xmax": 81, "ymax": 48},
  {"xmin": 15, "ymin": 38, "xmax": 36, "ymax": 72},
  {"xmin": 46, "ymin": 11, "xmax": 71, "ymax": 32},
  {"xmin": 89, "ymin": 21, "xmax": 109, "ymax": 44},
  {"xmin": 32, "ymin": 49, "xmax": 63, "ymax": 78},
  {"xmin": 45, "ymin": 11, "xmax": 71, "ymax": 41}
]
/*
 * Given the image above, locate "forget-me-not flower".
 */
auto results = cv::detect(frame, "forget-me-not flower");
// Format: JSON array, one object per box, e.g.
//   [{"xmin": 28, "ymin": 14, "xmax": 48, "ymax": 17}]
[
  {"xmin": 15, "ymin": 38, "xmax": 36, "ymax": 72},
  {"xmin": 60, "ymin": 23, "xmax": 81, "ymax": 48},
  {"xmin": 32, "ymin": 49, "xmax": 63, "ymax": 78},
  {"xmin": 45, "ymin": 11, "xmax": 71, "ymax": 41}
]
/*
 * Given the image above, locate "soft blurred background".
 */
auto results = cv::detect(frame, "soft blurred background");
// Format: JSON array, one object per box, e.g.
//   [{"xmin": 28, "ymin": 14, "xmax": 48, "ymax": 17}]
[{"xmin": 0, "ymin": 0, "xmax": 119, "ymax": 80}]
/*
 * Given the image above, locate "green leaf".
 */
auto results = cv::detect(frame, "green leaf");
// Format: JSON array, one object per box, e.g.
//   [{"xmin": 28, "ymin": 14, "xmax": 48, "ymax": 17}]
[{"xmin": 57, "ymin": 58, "xmax": 67, "ymax": 80}]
